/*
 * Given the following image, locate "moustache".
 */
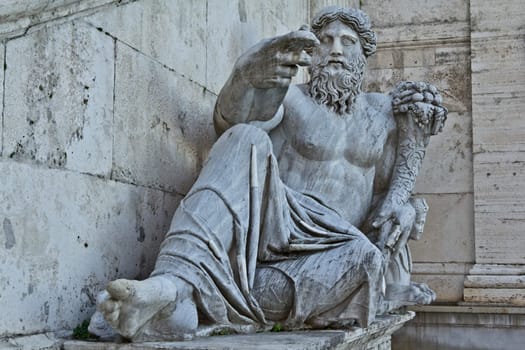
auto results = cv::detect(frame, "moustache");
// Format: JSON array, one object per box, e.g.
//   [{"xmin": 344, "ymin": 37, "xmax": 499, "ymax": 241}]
[{"xmin": 313, "ymin": 56, "xmax": 353, "ymax": 70}]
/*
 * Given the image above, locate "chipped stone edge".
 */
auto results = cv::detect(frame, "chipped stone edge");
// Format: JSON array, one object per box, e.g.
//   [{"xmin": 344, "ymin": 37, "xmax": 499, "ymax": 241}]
[{"xmin": 0, "ymin": 0, "xmax": 137, "ymax": 40}]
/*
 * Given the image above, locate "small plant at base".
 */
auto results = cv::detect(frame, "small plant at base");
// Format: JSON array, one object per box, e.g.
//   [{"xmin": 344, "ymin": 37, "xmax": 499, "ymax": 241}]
[
  {"xmin": 271, "ymin": 323, "xmax": 283, "ymax": 332},
  {"xmin": 72, "ymin": 320, "xmax": 97, "ymax": 340}
]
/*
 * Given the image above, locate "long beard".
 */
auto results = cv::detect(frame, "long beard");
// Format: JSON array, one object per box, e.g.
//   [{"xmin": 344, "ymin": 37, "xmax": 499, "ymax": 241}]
[{"xmin": 309, "ymin": 55, "xmax": 366, "ymax": 115}]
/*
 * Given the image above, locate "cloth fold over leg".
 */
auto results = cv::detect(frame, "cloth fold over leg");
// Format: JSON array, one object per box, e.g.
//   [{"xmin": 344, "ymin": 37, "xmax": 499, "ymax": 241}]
[{"xmin": 151, "ymin": 124, "xmax": 383, "ymax": 330}]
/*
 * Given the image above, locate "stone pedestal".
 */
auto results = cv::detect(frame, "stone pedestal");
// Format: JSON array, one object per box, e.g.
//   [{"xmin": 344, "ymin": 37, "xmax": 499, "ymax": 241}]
[{"xmin": 63, "ymin": 312, "xmax": 414, "ymax": 350}]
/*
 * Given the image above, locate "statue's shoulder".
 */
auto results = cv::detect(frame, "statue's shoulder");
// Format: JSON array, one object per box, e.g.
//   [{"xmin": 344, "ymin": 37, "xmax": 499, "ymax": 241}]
[
  {"xmin": 283, "ymin": 83, "xmax": 313, "ymax": 110},
  {"xmin": 285, "ymin": 83, "xmax": 309, "ymax": 101}
]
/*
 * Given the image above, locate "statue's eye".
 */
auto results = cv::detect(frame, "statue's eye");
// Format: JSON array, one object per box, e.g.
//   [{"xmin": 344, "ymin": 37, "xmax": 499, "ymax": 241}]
[
  {"xmin": 321, "ymin": 36, "xmax": 332, "ymax": 44},
  {"xmin": 341, "ymin": 37, "xmax": 356, "ymax": 46}
]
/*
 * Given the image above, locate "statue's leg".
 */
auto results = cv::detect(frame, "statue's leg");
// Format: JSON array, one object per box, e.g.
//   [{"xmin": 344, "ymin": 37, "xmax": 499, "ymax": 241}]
[
  {"xmin": 253, "ymin": 237, "xmax": 384, "ymax": 329},
  {"xmin": 93, "ymin": 124, "xmax": 275, "ymax": 340}
]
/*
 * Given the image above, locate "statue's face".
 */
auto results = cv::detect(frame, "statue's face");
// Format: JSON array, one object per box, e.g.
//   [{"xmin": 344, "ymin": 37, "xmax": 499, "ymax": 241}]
[{"xmin": 314, "ymin": 20, "xmax": 363, "ymax": 73}]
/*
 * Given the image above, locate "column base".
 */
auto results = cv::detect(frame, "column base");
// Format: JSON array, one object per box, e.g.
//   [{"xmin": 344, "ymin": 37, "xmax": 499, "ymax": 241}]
[{"xmin": 463, "ymin": 264, "xmax": 525, "ymax": 305}]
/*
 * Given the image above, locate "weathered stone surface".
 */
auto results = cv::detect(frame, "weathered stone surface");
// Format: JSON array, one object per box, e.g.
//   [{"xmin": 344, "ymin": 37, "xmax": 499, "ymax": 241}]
[
  {"xmin": 364, "ymin": 46, "xmax": 471, "ymax": 114},
  {"xmin": 94, "ymin": 7, "xmax": 446, "ymax": 341},
  {"xmin": 363, "ymin": 0, "xmax": 469, "ymax": 27},
  {"xmin": 0, "ymin": 0, "xmax": 132, "ymax": 40},
  {"xmin": 471, "ymin": 0, "xmax": 525, "ymax": 34},
  {"xmin": 0, "ymin": 43, "xmax": 4, "ymax": 157},
  {"xmin": 0, "ymin": 332, "xmax": 62, "ymax": 350},
  {"xmin": 464, "ymin": 289, "xmax": 525, "ymax": 306},
  {"xmin": 472, "ymin": 36, "xmax": 525, "ymax": 153},
  {"xmin": 85, "ymin": 0, "xmax": 208, "ymax": 87},
  {"xmin": 410, "ymin": 193, "xmax": 474, "ymax": 263},
  {"xmin": 414, "ymin": 112, "xmax": 472, "ymax": 194},
  {"xmin": 412, "ymin": 263, "xmax": 472, "ymax": 302},
  {"xmin": 473, "ymin": 152, "xmax": 525, "ymax": 264},
  {"xmin": 465, "ymin": 275, "xmax": 525, "ymax": 289},
  {"xmin": 112, "ymin": 43, "xmax": 216, "ymax": 194},
  {"xmin": 413, "ymin": 274, "xmax": 466, "ymax": 303},
  {"xmin": 0, "ymin": 160, "xmax": 181, "ymax": 335},
  {"xmin": 3, "ymin": 21, "xmax": 114, "ymax": 176},
  {"xmin": 206, "ymin": 0, "xmax": 309, "ymax": 94},
  {"xmin": 204, "ymin": 0, "xmax": 244, "ymax": 94},
  {"xmin": 394, "ymin": 306, "xmax": 525, "ymax": 350},
  {"xmin": 65, "ymin": 312, "xmax": 414, "ymax": 350},
  {"xmin": 469, "ymin": 0, "xmax": 525, "ymax": 278},
  {"xmin": 309, "ymin": 0, "xmax": 360, "ymax": 17}
]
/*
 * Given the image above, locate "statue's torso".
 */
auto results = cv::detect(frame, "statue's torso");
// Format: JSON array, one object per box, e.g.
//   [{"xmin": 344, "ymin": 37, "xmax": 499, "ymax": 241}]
[{"xmin": 271, "ymin": 85, "xmax": 394, "ymax": 226}]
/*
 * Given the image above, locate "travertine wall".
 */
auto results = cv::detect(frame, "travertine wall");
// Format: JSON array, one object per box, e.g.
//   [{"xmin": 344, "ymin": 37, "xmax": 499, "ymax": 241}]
[
  {"xmin": 0, "ymin": 0, "xmax": 316, "ymax": 336},
  {"xmin": 0, "ymin": 0, "xmax": 521, "ymax": 340},
  {"xmin": 361, "ymin": 0, "xmax": 474, "ymax": 303}
]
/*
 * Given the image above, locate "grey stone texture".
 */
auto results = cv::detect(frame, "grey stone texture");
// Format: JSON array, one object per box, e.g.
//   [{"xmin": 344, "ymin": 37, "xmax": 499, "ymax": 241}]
[
  {"xmin": 464, "ymin": 0, "xmax": 525, "ymax": 309},
  {"xmin": 65, "ymin": 312, "xmax": 413, "ymax": 350},
  {"xmin": 0, "ymin": 161, "xmax": 180, "ymax": 335},
  {"xmin": 111, "ymin": 42, "xmax": 216, "ymax": 194},
  {"xmin": 393, "ymin": 306, "xmax": 525, "ymax": 350},
  {"xmin": 0, "ymin": 0, "xmax": 521, "ymax": 348},
  {"xmin": 89, "ymin": 6, "xmax": 446, "ymax": 342},
  {"xmin": 4, "ymin": 20, "xmax": 114, "ymax": 176},
  {"xmin": 0, "ymin": 43, "xmax": 4, "ymax": 156},
  {"xmin": 0, "ymin": 0, "xmax": 133, "ymax": 39}
]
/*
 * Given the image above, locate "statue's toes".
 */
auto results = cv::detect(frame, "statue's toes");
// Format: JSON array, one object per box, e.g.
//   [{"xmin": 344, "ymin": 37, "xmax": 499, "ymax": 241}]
[{"xmin": 107, "ymin": 279, "xmax": 135, "ymax": 301}]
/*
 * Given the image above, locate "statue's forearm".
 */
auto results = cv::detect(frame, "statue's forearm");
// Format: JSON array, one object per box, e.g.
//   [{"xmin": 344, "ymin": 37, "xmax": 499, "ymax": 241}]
[
  {"xmin": 214, "ymin": 67, "xmax": 288, "ymax": 132},
  {"xmin": 214, "ymin": 30, "xmax": 318, "ymax": 135},
  {"xmin": 383, "ymin": 82, "xmax": 447, "ymax": 208},
  {"xmin": 383, "ymin": 115, "xmax": 429, "ymax": 207}
]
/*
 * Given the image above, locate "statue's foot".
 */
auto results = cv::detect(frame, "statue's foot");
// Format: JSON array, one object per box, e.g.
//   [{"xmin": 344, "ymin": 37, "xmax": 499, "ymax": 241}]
[
  {"xmin": 410, "ymin": 281, "xmax": 436, "ymax": 304},
  {"xmin": 97, "ymin": 276, "xmax": 178, "ymax": 339},
  {"xmin": 381, "ymin": 281, "xmax": 436, "ymax": 312}
]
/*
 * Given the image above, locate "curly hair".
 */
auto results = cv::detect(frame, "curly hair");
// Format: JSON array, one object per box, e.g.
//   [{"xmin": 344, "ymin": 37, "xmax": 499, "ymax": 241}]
[{"xmin": 311, "ymin": 6, "xmax": 377, "ymax": 58}]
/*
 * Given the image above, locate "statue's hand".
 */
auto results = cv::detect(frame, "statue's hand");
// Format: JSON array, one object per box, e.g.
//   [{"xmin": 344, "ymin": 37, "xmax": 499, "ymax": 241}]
[
  {"xmin": 391, "ymin": 81, "xmax": 448, "ymax": 135},
  {"xmin": 367, "ymin": 201, "xmax": 416, "ymax": 255},
  {"xmin": 235, "ymin": 27, "xmax": 319, "ymax": 89}
]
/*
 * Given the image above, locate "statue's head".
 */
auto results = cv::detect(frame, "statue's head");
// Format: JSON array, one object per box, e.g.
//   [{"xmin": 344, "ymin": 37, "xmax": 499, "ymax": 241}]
[
  {"xmin": 311, "ymin": 7, "xmax": 377, "ymax": 58},
  {"xmin": 308, "ymin": 7, "xmax": 377, "ymax": 115}
]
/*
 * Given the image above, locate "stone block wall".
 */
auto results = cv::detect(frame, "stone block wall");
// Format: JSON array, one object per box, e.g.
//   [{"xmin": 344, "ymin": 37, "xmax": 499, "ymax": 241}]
[
  {"xmin": 0, "ymin": 0, "xmax": 345, "ymax": 337},
  {"xmin": 0, "ymin": 0, "xmax": 522, "ymax": 345},
  {"xmin": 361, "ymin": 0, "xmax": 474, "ymax": 303}
]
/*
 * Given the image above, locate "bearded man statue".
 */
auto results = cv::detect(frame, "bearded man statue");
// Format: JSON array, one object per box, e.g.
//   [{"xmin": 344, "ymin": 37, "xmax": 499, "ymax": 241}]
[{"xmin": 89, "ymin": 6, "xmax": 447, "ymax": 341}]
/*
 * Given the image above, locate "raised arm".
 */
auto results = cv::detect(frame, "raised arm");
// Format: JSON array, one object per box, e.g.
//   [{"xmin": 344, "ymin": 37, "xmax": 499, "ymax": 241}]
[{"xmin": 214, "ymin": 29, "xmax": 319, "ymax": 135}]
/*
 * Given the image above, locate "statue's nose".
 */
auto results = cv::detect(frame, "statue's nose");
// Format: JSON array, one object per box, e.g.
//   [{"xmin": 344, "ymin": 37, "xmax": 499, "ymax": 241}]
[{"xmin": 330, "ymin": 39, "xmax": 343, "ymax": 56}]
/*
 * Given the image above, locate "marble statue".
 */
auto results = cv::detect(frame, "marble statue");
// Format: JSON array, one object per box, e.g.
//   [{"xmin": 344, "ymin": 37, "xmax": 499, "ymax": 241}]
[{"xmin": 89, "ymin": 6, "xmax": 447, "ymax": 341}]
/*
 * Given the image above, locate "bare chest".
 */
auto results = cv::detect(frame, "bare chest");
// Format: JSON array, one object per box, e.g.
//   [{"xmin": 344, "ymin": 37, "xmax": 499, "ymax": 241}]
[{"xmin": 278, "ymin": 99, "xmax": 389, "ymax": 168}]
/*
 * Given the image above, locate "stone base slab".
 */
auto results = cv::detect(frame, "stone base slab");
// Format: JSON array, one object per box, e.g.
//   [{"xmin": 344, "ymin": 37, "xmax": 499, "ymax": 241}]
[{"xmin": 63, "ymin": 312, "xmax": 414, "ymax": 350}]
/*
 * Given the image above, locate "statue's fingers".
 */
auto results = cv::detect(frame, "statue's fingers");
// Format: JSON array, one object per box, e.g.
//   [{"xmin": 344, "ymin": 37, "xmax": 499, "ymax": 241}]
[
  {"xmin": 261, "ymin": 76, "xmax": 292, "ymax": 88},
  {"xmin": 272, "ymin": 30, "xmax": 320, "ymax": 52},
  {"xmin": 385, "ymin": 224, "xmax": 402, "ymax": 249},
  {"xmin": 278, "ymin": 50, "xmax": 312, "ymax": 66},
  {"xmin": 372, "ymin": 211, "xmax": 393, "ymax": 228},
  {"xmin": 274, "ymin": 64, "xmax": 298, "ymax": 78}
]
